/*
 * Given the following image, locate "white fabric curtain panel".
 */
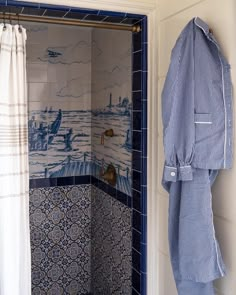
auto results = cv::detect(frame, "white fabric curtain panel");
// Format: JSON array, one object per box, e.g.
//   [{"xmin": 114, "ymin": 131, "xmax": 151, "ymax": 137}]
[{"xmin": 0, "ymin": 24, "xmax": 31, "ymax": 295}]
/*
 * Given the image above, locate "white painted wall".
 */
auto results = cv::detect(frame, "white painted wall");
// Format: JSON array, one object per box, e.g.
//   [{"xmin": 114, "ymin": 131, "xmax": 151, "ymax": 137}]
[{"xmin": 156, "ymin": 0, "xmax": 236, "ymax": 294}]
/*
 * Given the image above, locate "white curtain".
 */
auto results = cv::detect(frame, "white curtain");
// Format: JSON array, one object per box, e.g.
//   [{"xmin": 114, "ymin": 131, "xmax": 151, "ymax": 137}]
[{"xmin": 0, "ymin": 24, "xmax": 31, "ymax": 295}]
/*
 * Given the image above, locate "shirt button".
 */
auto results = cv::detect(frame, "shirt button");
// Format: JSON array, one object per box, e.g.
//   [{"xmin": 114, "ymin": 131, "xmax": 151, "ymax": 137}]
[{"xmin": 171, "ymin": 172, "xmax": 176, "ymax": 177}]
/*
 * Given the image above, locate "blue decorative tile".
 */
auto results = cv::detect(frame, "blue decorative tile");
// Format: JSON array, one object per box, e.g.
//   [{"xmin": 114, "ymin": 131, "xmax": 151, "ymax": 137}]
[
  {"xmin": 43, "ymin": 9, "xmax": 68, "ymax": 17},
  {"xmin": 132, "ymin": 91, "xmax": 142, "ymax": 111},
  {"xmin": 132, "ymin": 131, "xmax": 141, "ymax": 151},
  {"xmin": 133, "ymin": 189, "xmax": 141, "ymax": 212},
  {"xmin": 132, "ymin": 71, "xmax": 142, "ymax": 91},
  {"xmin": 102, "ymin": 16, "xmax": 125, "ymax": 23},
  {"xmin": 116, "ymin": 190, "xmax": 127, "ymax": 206},
  {"xmin": 132, "ymin": 228, "xmax": 141, "ymax": 252},
  {"xmin": 85, "ymin": 14, "xmax": 106, "ymax": 21},
  {"xmin": 21, "ymin": 7, "xmax": 45, "ymax": 16},
  {"xmin": 133, "ymin": 32, "xmax": 142, "ymax": 52},
  {"xmin": 74, "ymin": 175, "xmax": 91, "ymax": 185},
  {"xmin": 123, "ymin": 18, "xmax": 140, "ymax": 25},
  {"xmin": 57, "ymin": 176, "xmax": 74, "ymax": 186},
  {"xmin": 133, "ymin": 170, "xmax": 141, "ymax": 192},
  {"xmin": 132, "ymin": 248, "xmax": 141, "ymax": 271},
  {"xmin": 141, "ymin": 215, "xmax": 147, "ymax": 244},
  {"xmin": 64, "ymin": 11, "xmax": 86, "ymax": 19},
  {"xmin": 142, "ymin": 71, "xmax": 148, "ymax": 100},
  {"xmin": 142, "ymin": 159, "xmax": 147, "ymax": 186},
  {"xmin": 141, "ymin": 272, "xmax": 147, "ymax": 295},
  {"xmin": 68, "ymin": 7, "xmax": 98, "ymax": 15},
  {"xmin": 1, "ymin": 4, "xmax": 21, "ymax": 13},
  {"xmin": 141, "ymin": 242, "xmax": 147, "ymax": 272},
  {"xmin": 7, "ymin": 0, "xmax": 39, "ymax": 8},
  {"xmin": 30, "ymin": 178, "xmax": 57, "ymax": 189},
  {"xmin": 142, "ymin": 99, "xmax": 148, "ymax": 128},
  {"xmin": 98, "ymin": 10, "xmax": 126, "ymax": 17},
  {"xmin": 141, "ymin": 128, "xmax": 148, "ymax": 157},
  {"xmin": 141, "ymin": 17, "xmax": 148, "ymax": 43},
  {"xmin": 132, "ymin": 209, "xmax": 141, "ymax": 232},
  {"xmin": 132, "ymin": 287, "xmax": 140, "ymax": 295},
  {"xmin": 39, "ymin": 3, "xmax": 70, "ymax": 11},
  {"xmin": 127, "ymin": 13, "xmax": 145, "ymax": 19},
  {"xmin": 133, "ymin": 51, "xmax": 142, "ymax": 72},
  {"xmin": 132, "ymin": 268, "xmax": 141, "ymax": 293},
  {"xmin": 132, "ymin": 150, "xmax": 141, "ymax": 171},
  {"xmin": 141, "ymin": 185, "xmax": 147, "ymax": 214},
  {"xmin": 142, "ymin": 43, "xmax": 148, "ymax": 71},
  {"xmin": 133, "ymin": 111, "xmax": 142, "ymax": 131}
]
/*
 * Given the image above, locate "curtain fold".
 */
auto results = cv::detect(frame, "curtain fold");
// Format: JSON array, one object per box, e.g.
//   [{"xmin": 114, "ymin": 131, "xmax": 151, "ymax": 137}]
[{"xmin": 0, "ymin": 24, "xmax": 31, "ymax": 295}]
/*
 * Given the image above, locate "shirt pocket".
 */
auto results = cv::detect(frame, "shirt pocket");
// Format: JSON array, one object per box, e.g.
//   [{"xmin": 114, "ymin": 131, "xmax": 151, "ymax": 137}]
[{"xmin": 194, "ymin": 113, "xmax": 212, "ymax": 144}]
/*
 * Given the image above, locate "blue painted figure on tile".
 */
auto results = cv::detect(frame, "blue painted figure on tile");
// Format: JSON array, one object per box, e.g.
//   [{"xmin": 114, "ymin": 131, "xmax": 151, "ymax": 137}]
[
  {"xmin": 29, "ymin": 109, "xmax": 62, "ymax": 151},
  {"xmin": 57, "ymin": 128, "xmax": 86, "ymax": 152}
]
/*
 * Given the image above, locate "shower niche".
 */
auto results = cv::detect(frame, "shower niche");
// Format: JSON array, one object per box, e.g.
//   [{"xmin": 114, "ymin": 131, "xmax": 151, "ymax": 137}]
[
  {"xmin": 29, "ymin": 23, "xmax": 133, "ymax": 294},
  {"xmin": 4, "ymin": 1, "xmax": 148, "ymax": 294}
]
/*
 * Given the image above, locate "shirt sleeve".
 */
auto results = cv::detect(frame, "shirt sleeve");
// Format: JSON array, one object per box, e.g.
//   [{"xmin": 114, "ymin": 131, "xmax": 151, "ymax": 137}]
[{"xmin": 162, "ymin": 30, "xmax": 195, "ymax": 182}]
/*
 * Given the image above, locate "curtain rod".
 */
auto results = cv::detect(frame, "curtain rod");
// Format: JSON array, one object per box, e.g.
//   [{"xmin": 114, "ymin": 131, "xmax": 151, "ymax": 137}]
[{"xmin": 0, "ymin": 12, "xmax": 141, "ymax": 32}]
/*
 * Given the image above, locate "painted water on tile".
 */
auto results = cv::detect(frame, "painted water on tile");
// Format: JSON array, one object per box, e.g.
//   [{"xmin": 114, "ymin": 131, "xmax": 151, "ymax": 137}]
[
  {"xmin": 29, "ymin": 109, "xmax": 92, "ymax": 178},
  {"xmin": 91, "ymin": 29, "xmax": 132, "ymax": 195},
  {"xmin": 27, "ymin": 23, "xmax": 132, "ymax": 195}
]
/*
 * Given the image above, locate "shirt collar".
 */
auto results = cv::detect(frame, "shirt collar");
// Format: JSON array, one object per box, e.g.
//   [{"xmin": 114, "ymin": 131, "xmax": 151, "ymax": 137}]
[{"xmin": 194, "ymin": 17, "xmax": 209, "ymax": 35}]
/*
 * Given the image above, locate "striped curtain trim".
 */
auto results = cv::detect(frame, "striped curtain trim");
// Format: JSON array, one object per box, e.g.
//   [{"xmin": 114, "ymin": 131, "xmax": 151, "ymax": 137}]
[
  {"xmin": 0, "ymin": 151, "xmax": 28, "ymax": 157},
  {"xmin": 0, "ymin": 113, "xmax": 27, "ymax": 117},
  {"xmin": 0, "ymin": 102, "xmax": 27, "ymax": 107},
  {"xmin": 0, "ymin": 170, "xmax": 29, "ymax": 177},
  {"xmin": 0, "ymin": 191, "xmax": 29, "ymax": 199}
]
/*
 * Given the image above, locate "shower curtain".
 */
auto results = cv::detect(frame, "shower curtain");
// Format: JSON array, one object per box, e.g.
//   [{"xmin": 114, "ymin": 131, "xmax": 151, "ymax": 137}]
[{"xmin": 0, "ymin": 24, "xmax": 31, "ymax": 294}]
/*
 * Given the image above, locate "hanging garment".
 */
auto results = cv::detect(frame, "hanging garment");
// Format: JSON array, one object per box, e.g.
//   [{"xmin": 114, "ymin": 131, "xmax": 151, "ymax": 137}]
[
  {"xmin": 0, "ymin": 24, "xmax": 31, "ymax": 295},
  {"xmin": 162, "ymin": 17, "xmax": 233, "ymax": 294}
]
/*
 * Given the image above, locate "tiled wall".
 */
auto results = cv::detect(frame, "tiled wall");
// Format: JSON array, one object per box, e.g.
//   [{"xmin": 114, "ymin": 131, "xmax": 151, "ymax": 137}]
[
  {"xmin": 91, "ymin": 28, "xmax": 132, "ymax": 196},
  {"xmin": 30, "ymin": 185, "xmax": 91, "ymax": 294},
  {"xmin": 27, "ymin": 23, "xmax": 92, "ymax": 179},
  {"xmin": 91, "ymin": 186, "xmax": 132, "ymax": 294}
]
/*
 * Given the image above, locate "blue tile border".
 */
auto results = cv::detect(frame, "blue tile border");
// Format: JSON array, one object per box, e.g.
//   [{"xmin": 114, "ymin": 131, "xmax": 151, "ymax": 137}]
[{"xmin": 29, "ymin": 175, "xmax": 91, "ymax": 188}]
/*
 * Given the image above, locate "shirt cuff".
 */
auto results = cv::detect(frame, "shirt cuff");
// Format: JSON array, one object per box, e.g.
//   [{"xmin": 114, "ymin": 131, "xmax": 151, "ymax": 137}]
[
  {"xmin": 179, "ymin": 165, "xmax": 193, "ymax": 181},
  {"xmin": 163, "ymin": 166, "xmax": 177, "ymax": 182}
]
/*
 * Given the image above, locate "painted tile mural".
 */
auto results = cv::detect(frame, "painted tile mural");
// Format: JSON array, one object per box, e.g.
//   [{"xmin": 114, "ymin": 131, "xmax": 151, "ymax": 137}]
[
  {"xmin": 91, "ymin": 29, "xmax": 132, "ymax": 196},
  {"xmin": 27, "ymin": 23, "xmax": 93, "ymax": 179},
  {"xmin": 27, "ymin": 24, "xmax": 132, "ymax": 196}
]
